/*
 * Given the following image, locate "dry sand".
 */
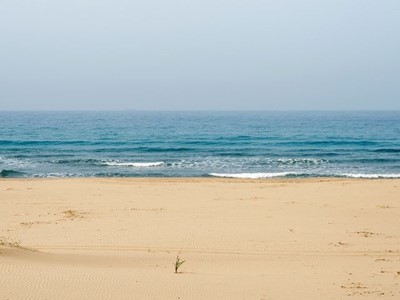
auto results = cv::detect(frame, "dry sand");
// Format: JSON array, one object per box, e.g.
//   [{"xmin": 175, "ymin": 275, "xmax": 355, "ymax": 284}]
[{"xmin": 1, "ymin": 178, "xmax": 400, "ymax": 299}]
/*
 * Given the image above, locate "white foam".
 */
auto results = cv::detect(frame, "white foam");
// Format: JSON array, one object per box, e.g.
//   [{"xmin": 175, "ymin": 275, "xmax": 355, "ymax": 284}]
[
  {"xmin": 104, "ymin": 161, "xmax": 164, "ymax": 167},
  {"xmin": 0, "ymin": 156, "xmax": 33, "ymax": 168},
  {"xmin": 33, "ymin": 173, "xmax": 82, "ymax": 178},
  {"xmin": 209, "ymin": 172, "xmax": 297, "ymax": 178},
  {"xmin": 275, "ymin": 158, "xmax": 327, "ymax": 165},
  {"xmin": 339, "ymin": 173, "xmax": 400, "ymax": 179}
]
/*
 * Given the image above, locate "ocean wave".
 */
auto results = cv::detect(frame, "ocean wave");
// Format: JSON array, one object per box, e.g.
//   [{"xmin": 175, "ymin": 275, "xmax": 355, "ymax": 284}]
[
  {"xmin": 32, "ymin": 172, "xmax": 85, "ymax": 178},
  {"xmin": 338, "ymin": 173, "xmax": 400, "ymax": 179},
  {"xmin": 50, "ymin": 158, "xmax": 101, "ymax": 165},
  {"xmin": 340, "ymin": 158, "xmax": 400, "ymax": 163},
  {"xmin": 0, "ymin": 140, "xmax": 90, "ymax": 146},
  {"xmin": 208, "ymin": 172, "xmax": 299, "ymax": 178},
  {"xmin": 372, "ymin": 149, "xmax": 400, "ymax": 153},
  {"xmin": 278, "ymin": 140, "xmax": 379, "ymax": 146},
  {"xmin": 167, "ymin": 157, "xmax": 327, "ymax": 169},
  {"xmin": 49, "ymin": 157, "xmax": 261, "ymax": 169},
  {"xmin": 47, "ymin": 159, "xmax": 165, "ymax": 167},
  {"xmin": 0, "ymin": 156, "xmax": 34, "ymax": 168},
  {"xmin": 0, "ymin": 169, "xmax": 25, "ymax": 177},
  {"xmin": 103, "ymin": 161, "xmax": 164, "ymax": 167},
  {"xmin": 92, "ymin": 147, "xmax": 194, "ymax": 153},
  {"xmin": 209, "ymin": 172, "xmax": 400, "ymax": 179},
  {"xmin": 274, "ymin": 158, "xmax": 327, "ymax": 165}
]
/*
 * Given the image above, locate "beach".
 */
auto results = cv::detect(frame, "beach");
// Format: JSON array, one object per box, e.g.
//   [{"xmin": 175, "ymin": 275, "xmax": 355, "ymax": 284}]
[{"xmin": 1, "ymin": 178, "xmax": 400, "ymax": 299}]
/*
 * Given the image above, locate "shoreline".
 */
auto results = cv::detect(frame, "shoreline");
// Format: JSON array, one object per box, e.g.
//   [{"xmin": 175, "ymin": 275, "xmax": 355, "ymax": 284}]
[
  {"xmin": 2, "ymin": 176, "xmax": 398, "ymax": 181},
  {"xmin": 2, "ymin": 172, "xmax": 400, "ymax": 180}
]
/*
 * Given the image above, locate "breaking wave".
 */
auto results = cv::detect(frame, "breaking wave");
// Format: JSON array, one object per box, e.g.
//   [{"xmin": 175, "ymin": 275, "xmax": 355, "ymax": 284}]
[
  {"xmin": 209, "ymin": 172, "xmax": 299, "ymax": 178},
  {"xmin": 103, "ymin": 161, "xmax": 164, "ymax": 167},
  {"xmin": 0, "ymin": 169, "xmax": 25, "ymax": 177},
  {"xmin": 337, "ymin": 173, "xmax": 400, "ymax": 179}
]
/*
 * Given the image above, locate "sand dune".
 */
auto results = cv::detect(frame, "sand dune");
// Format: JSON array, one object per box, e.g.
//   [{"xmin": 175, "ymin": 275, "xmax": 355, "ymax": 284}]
[{"xmin": 1, "ymin": 178, "xmax": 400, "ymax": 299}]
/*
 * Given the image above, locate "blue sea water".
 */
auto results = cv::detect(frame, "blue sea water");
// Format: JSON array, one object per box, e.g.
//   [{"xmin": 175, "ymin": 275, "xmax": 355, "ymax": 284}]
[{"xmin": 1, "ymin": 111, "xmax": 400, "ymax": 178}]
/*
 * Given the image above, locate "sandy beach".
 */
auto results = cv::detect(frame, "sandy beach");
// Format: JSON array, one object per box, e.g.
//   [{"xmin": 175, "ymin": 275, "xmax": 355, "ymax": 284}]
[{"xmin": 1, "ymin": 178, "xmax": 400, "ymax": 299}]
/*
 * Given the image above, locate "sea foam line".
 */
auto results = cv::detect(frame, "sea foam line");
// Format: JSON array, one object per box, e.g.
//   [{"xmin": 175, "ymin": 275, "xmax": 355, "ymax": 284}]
[
  {"xmin": 338, "ymin": 173, "xmax": 400, "ymax": 179},
  {"xmin": 104, "ymin": 161, "xmax": 164, "ymax": 167},
  {"xmin": 208, "ymin": 172, "xmax": 298, "ymax": 179},
  {"xmin": 209, "ymin": 172, "xmax": 400, "ymax": 179}
]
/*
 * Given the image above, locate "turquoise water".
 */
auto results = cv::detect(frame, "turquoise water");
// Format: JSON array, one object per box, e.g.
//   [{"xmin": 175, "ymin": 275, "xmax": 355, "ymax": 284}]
[{"xmin": 1, "ymin": 111, "xmax": 400, "ymax": 178}]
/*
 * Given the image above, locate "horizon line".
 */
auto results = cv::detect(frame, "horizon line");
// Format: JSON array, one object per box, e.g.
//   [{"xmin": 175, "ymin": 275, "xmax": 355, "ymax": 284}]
[{"xmin": 1, "ymin": 109, "xmax": 400, "ymax": 112}]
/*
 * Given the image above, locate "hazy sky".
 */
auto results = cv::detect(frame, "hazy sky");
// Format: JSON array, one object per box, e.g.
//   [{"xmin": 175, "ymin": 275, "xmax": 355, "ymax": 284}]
[{"xmin": 1, "ymin": 0, "xmax": 399, "ymax": 110}]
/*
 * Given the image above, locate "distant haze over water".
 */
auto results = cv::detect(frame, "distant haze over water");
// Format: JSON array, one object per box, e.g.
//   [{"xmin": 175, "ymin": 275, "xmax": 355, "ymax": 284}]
[{"xmin": 1, "ymin": 111, "xmax": 400, "ymax": 178}]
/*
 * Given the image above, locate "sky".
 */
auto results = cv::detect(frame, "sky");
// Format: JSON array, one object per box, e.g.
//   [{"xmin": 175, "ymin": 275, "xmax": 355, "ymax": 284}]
[{"xmin": 0, "ymin": 0, "xmax": 399, "ymax": 111}]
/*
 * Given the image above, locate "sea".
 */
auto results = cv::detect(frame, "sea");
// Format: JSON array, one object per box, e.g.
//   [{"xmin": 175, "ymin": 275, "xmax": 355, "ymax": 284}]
[{"xmin": 1, "ymin": 111, "xmax": 399, "ymax": 178}]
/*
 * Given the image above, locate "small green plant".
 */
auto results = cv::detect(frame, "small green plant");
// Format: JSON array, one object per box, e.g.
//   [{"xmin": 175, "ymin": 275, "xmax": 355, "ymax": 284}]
[{"xmin": 174, "ymin": 255, "xmax": 185, "ymax": 273}]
